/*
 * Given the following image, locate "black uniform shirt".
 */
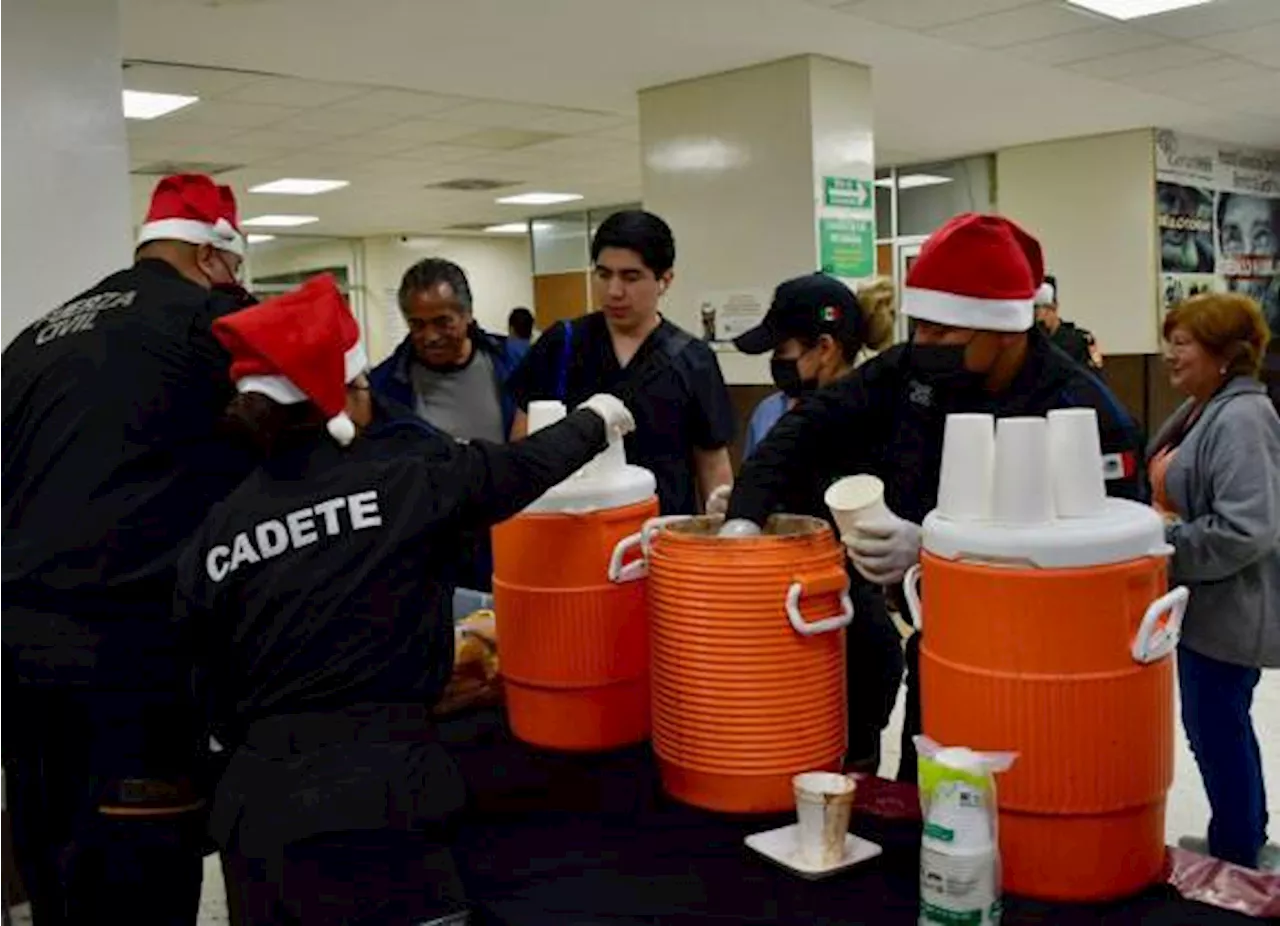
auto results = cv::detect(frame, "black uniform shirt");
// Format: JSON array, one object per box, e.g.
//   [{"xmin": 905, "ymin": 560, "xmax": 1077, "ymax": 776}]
[
  {"xmin": 2, "ymin": 259, "xmax": 254, "ymax": 687},
  {"xmin": 175, "ymin": 409, "xmax": 605, "ymax": 740},
  {"xmin": 1046, "ymin": 321, "xmax": 1099, "ymax": 371},
  {"xmin": 508, "ymin": 313, "xmax": 734, "ymax": 514},
  {"xmin": 729, "ymin": 327, "xmax": 1145, "ymax": 528}
]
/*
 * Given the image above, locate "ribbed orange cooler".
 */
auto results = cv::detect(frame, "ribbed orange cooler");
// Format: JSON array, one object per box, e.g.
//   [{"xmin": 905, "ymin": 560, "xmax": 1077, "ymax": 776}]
[
  {"xmin": 619, "ymin": 515, "xmax": 851, "ymax": 813},
  {"xmin": 908, "ymin": 500, "xmax": 1187, "ymax": 902},
  {"xmin": 491, "ymin": 420, "xmax": 657, "ymax": 752}
]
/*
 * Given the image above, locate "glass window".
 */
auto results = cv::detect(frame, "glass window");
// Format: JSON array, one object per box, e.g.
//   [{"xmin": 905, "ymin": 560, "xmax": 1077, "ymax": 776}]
[
  {"xmin": 875, "ymin": 167, "xmax": 893, "ymax": 240},
  {"xmin": 531, "ymin": 212, "xmax": 590, "ymax": 275}
]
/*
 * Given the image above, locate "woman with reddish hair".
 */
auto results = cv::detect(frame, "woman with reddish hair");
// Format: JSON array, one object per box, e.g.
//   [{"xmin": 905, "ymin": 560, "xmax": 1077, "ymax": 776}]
[{"xmin": 1149, "ymin": 292, "xmax": 1280, "ymax": 870}]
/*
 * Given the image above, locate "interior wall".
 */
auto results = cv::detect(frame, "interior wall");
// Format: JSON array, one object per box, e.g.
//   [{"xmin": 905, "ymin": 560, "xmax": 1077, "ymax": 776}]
[
  {"xmin": 250, "ymin": 234, "xmax": 534, "ymax": 364},
  {"xmin": 996, "ymin": 129, "xmax": 1158, "ymax": 357}
]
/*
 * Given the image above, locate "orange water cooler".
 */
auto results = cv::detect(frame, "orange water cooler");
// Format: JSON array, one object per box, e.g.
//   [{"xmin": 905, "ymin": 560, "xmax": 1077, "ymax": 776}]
[
  {"xmin": 904, "ymin": 411, "xmax": 1187, "ymax": 902},
  {"xmin": 613, "ymin": 515, "xmax": 851, "ymax": 814},
  {"xmin": 491, "ymin": 403, "xmax": 657, "ymax": 752}
]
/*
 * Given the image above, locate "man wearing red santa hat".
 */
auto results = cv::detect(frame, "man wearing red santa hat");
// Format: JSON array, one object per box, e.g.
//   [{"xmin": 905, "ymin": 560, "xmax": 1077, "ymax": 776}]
[
  {"xmin": 175, "ymin": 274, "xmax": 634, "ymax": 925},
  {"xmin": 3, "ymin": 173, "xmax": 258, "ymax": 923},
  {"xmin": 721, "ymin": 213, "xmax": 1145, "ymax": 781}
]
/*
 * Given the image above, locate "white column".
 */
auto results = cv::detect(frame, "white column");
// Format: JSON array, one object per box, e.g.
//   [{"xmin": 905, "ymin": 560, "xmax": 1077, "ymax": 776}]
[
  {"xmin": 2, "ymin": 0, "xmax": 132, "ymax": 345},
  {"xmin": 640, "ymin": 55, "xmax": 875, "ymax": 384}
]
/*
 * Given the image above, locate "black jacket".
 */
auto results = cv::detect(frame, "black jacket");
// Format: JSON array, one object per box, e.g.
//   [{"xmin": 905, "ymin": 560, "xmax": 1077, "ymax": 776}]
[
  {"xmin": 2, "ymin": 259, "xmax": 255, "ymax": 688},
  {"xmin": 728, "ymin": 329, "xmax": 1145, "ymax": 528},
  {"xmin": 1045, "ymin": 320, "xmax": 1099, "ymax": 371}
]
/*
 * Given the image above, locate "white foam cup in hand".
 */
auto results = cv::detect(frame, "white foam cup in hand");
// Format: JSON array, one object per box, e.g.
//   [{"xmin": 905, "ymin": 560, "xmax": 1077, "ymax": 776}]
[
  {"xmin": 824, "ymin": 475, "xmax": 891, "ymax": 540},
  {"xmin": 526, "ymin": 400, "xmax": 567, "ymax": 434},
  {"xmin": 993, "ymin": 416, "xmax": 1054, "ymax": 525},
  {"xmin": 936, "ymin": 414, "xmax": 996, "ymax": 521},
  {"xmin": 792, "ymin": 771, "xmax": 856, "ymax": 867},
  {"xmin": 1048, "ymin": 408, "xmax": 1106, "ymax": 518}
]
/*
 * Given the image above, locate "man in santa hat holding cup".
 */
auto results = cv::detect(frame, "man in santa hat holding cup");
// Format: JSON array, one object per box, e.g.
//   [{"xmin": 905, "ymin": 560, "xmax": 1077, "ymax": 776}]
[
  {"xmin": 3, "ymin": 173, "xmax": 258, "ymax": 923},
  {"xmin": 720, "ymin": 213, "xmax": 1145, "ymax": 781}
]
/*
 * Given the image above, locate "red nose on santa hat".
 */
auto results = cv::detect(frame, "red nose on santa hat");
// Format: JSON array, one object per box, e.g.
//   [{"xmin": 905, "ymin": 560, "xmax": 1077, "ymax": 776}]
[
  {"xmin": 212, "ymin": 274, "xmax": 368, "ymax": 446},
  {"xmin": 136, "ymin": 173, "xmax": 245, "ymax": 257},
  {"xmin": 902, "ymin": 213, "xmax": 1044, "ymax": 333}
]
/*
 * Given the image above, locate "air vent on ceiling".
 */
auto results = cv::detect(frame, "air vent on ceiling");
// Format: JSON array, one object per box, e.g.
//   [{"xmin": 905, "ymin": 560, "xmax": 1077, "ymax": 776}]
[
  {"xmin": 132, "ymin": 160, "xmax": 242, "ymax": 177},
  {"xmin": 426, "ymin": 178, "xmax": 521, "ymax": 192}
]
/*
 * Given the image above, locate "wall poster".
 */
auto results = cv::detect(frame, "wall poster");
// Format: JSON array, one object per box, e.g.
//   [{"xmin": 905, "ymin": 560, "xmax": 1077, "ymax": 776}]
[{"xmin": 1155, "ymin": 129, "xmax": 1280, "ymax": 335}]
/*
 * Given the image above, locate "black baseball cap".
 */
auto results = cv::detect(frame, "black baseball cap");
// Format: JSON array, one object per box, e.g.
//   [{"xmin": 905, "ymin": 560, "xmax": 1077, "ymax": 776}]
[{"xmin": 733, "ymin": 273, "xmax": 863, "ymax": 355}]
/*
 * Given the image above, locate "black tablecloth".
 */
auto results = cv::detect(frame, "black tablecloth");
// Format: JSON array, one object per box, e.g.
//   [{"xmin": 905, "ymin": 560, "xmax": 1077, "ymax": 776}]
[{"xmin": 439, "ymin": 709, "xmax": 1258, "ymax": 926}]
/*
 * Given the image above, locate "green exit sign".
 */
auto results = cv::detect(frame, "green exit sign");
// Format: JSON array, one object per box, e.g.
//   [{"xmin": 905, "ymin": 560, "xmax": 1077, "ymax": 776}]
[{"xmin": 824, "ymin": 176, "xmax": 873, "ymax": 209}]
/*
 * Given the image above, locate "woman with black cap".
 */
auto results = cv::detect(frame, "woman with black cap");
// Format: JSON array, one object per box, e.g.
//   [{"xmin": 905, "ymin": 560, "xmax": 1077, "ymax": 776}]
[{"xmin": 174, "ymin": 274, "xmax": 635, "ymax": 925}]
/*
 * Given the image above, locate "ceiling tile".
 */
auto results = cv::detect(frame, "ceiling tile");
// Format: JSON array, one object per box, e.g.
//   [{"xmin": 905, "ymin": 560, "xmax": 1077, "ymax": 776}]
[
  {"xmin": 1196, "ymin": 22, "xmax": 1280, "ymax": 65},
  {"xmin": 1068, "ymin": 43, "xmax": 1219, "ymax": 79},
  {"xmin": 316, "ymin": 134, "xmax": 423, "ymax": 156},
  {"xmin": 163, "ymin": 100, "xmax": 303, "ymax": 130},
  {"xmin": 219, "ymin": 77, "xmax": 368, "ymax": 108},
  {"xmin": 385, "ymin": 143, "xmax": 496, "ymax": 165},
  {"xmin": 1136, "ymin": 0, "xmax": 1280, "ymax": 40},
  {"xmin": 448, "ymin": 128, "xmax": 566, "ymax": 150},
  {"xmin": 271, "ymin": 106, "xmax": 403, "ymax": 136},
  {"xmin": 126, "ymin": 119, "xmax": 238, "ymax": 145},
  {"xmin": 249, "ymin": 151, "xmax": 376, "ymax": 176},
  {"xmin": 1121, "ymin": 58, "xmax": 1273, "ymax": 95},
  {"xmin": 158, "ymin": 143, "xmax": 295, "ymax": 167},
  {"xmin": 369, "ymin": 119, "xmax": 479, "ymax": 144},
  {"xmin": 1006, "ymin": 25, "xmax": 1165, "ymax": 66},
  {"xmin": 330, "ymin": 88, "xmax": 475, "ymax": 117},
  {"xmin": 225, "ymin": 127, "xmax": 340, "ymax": 151},
  {"xmin": 928, "ymin": 2, "xmax": 1095, "ymax": 48},
  {"xmin": 834, "ymin": 0, "xmax": 1035, "ymax": 31},
  {"xmin": 528, "ymin": 111, "xmax": 633, "ymax": 135},
  {"xmin": 121, "ymin": 62, "xmax": 263, "ymax": 97},
  {"xmin": 590, "ymin": 122, "xmax": 641, "ymax": 143},
  {"xmin": 1165, "ymin": 71, "xmax": 1280, "ymax": 108}
]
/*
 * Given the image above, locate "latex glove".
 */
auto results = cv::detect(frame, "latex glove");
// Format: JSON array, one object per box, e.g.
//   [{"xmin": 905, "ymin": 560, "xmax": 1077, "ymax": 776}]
[
  {"xmin": 718, "ymin": 518, "xmax": 763, "ymax": 538},
  {"xmin": 579, "ymin": 393, "xmax": 636, "ymax": 440},
  {"xmin": 705, "ymin": 484, "xmax": 732, "ymax": 517},
  {"xmin": 844, "ymin": 516, "xmax": 921, "ymax": 586}
]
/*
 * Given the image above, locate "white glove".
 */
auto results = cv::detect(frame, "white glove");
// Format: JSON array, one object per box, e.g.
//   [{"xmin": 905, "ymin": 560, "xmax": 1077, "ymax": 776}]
[
  {"xmin": 719, "ymin": 518, "xmax": 762, "ymax": 538},
  {"xmin": 705, "ymin": 484, "xmax": 732, "ymax": 516},
  {"xmin": 578, "ymin": 393, "xmax": 636, "ymax": 440},
  {"xmin": 844, "ymin": 515, "xmax": 921, "ymax": 586}
]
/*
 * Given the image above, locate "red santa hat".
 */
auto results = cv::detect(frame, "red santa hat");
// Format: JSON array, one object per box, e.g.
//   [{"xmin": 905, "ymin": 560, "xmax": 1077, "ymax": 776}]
[
  {"xmin": 212, "ymin": 274, "xmax": 368, "ymax": 445},
  {"xmin": 136, "ymin": 173, "xmax": 245, "ymax": 257},
  {"xmin": 902, "ymin": 213, "xmax": 1044, "ymax": 333}
]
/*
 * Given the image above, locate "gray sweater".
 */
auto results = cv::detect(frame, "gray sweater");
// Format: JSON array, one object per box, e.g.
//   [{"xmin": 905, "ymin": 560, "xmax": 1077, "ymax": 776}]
[{"xmin": 1148, "ymin": 377, "xmax": 1280, "ymax": 668}]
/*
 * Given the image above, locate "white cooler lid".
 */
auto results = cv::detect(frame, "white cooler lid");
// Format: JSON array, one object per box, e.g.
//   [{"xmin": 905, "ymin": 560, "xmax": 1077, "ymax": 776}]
[
  {"xmin": 525, "ymin": 463, "xmax": 656, "ymax": 513},
  {"xmin": 922, "ymin": 497, "xmax": 1170, "ymax": 569}
]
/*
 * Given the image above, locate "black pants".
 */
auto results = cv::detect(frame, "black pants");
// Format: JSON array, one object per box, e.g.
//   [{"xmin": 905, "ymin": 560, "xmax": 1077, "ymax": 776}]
[
  {"xmin": 844, "ymin": 582, "xmax": 905, "ymax": 774},
  {"xmin": 222, "ymin": 830, "xmax": 465, "ymax": 926},
  {"xmin": 2, "ymin": 686, "xmax": 205, "ymax": 926},
  {"xmin": 898, "ymin": 632, "xmax": 922, "ymax": 783}
]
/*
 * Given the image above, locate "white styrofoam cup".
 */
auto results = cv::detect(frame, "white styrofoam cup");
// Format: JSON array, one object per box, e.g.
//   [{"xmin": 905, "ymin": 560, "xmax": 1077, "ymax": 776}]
[
  {"xmin": 937, "ymin": 414, "xmax": 996, "ymax": 521},
  {"xmin": 1048, "ymin": 408, "xmax": 1107, "ymax": 518},
  {"xmin": 793, "ymin": 771, "xmax": 856, "ymax": 867},
  {"xmin": 527, "ymin": 400, "xmax": 567, "ymax": 434},
  {"xmin": 993, "ymin": 416, "xmax": 1055, "ymax": 525},
  {"xmin": 824, "ymin": 475, "xmax": 892, "ymax": 539}
]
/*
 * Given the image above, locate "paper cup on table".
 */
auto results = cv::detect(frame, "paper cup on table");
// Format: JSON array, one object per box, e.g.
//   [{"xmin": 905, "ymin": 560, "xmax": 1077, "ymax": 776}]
[
  {"xmin": 793, "ymin": 771, "xmax": 856, "ymax": 867},
  {"xmin": 1048, "ymin": 408, "xmax": 1106, "ymax": 518},
  {"xmin": 936, "ymin": 414, "xmax": 995, "ymax": 521},
  {"xmin": 824, "ymin": 475, "xmax": 890, "ymax": 539},
  {"xmin": 527, "ymin": 400, "xmax": 567, "ymax": 434},
  {"xmin": 993, "ymin": 417, "xmax": 1054, "ymax": 525}
]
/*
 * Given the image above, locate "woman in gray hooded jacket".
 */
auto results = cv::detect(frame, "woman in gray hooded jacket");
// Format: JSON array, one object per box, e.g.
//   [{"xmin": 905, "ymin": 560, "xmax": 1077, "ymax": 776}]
[{"xmin": 1148, "ymin": 292, "xmax": 1280, "ymax": 871}]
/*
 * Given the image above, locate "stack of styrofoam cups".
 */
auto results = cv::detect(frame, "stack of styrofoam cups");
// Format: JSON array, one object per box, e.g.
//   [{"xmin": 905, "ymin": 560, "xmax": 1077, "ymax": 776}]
[
  {"xmin": 937, "ymin": 414, "xmax": 996, "ymax": 521},
  {"xmin": 993, "ymin": 417, "xmax": 1054, "ymax": 525},
  {"xmin": 1048, "ymin": 408, "xmax": 1107, "ymax": 518},
  {"xmin": 527, "ymin": 399, "xmax": 567, "ymax": 434},
  {"xmin": 793, "ymin": 771, "xmax": 856, "ymax": 867},
  {"xmin": 824, "ymin": 474, "xmax": 892, "ymax": 540}
]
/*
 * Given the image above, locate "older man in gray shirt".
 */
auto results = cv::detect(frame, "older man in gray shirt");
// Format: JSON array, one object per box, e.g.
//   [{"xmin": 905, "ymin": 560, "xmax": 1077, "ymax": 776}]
[{"xmin": 370, "ymin": 258, "xmax": 527, "ymax": 590}]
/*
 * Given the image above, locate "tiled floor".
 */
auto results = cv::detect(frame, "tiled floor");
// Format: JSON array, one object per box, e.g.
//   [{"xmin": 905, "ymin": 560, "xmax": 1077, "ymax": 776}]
[{"xmin": 10, "ymin": 667, "xmax": 1279, "ymax": 926}]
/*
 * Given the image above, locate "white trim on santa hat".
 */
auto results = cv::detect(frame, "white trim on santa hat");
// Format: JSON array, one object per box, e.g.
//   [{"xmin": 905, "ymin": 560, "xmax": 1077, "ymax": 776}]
[
  {"xmin": 1034, "ymin": 282, "xmax": 1056, "ymax": 307},
  {"xmin": 233, "ymin": 341, "xmax": 369, "ymax": 406},
  {"xmin": 902, "ymin": 286, "xmax": 1033, "ymax": 333},
  {"xmin": 136, "ymin": 217, "xmax": 246, "ymax": 257}
]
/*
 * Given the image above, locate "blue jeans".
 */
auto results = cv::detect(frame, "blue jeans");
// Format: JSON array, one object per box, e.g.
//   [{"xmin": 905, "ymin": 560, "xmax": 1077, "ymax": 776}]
[{"xmin": 1177, "ymin": 645, "xmax": 1268, "ymax": 867}]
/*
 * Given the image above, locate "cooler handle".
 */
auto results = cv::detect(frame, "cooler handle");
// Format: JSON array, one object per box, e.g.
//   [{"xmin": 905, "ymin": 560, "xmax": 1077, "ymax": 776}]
[
  {"xmin": 902, "ymin": 563, "xmax": 923, "ymax": 631},
  {"xmin": 1131, "ymin": 585, "xmax": 1188, "ymax": 664},
  {"xmin": 607, "ymin": 515, "xmax": 693, "ymax": 584},
  {"xmin": 785, "ymin": 568, "xmax": 854, "ymax": 637}
]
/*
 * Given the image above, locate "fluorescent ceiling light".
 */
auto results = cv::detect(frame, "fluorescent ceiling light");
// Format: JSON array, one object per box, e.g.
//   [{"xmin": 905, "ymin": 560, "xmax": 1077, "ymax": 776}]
[
  {"xmin": 1065, "ymin": 0, "xmax": 1213, "ymax": 20},
  {"xmin": 241, "ymin": 215, "xmax": 319, "ymax": 228},
  {"xmin": 495, "ymin": 192, "xmax": 583, "ymax": 206},
  {"xmin": 122, "ymin": 89, "xmax": 198, "ymax": 120},
  {"xmin": 246, "ymin": 234, "xmax": 276, "ymax": 244},
  {"xmin": 484, "ymin": 223, "xmax": 530, "ymax": 234},
  {"xmin": 249, "ymin": 178, "xmax": 349, "ymax": 195},
  {"xmin": 875, "ymin": 174, "xmax": 954, "ymax": 190}
]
